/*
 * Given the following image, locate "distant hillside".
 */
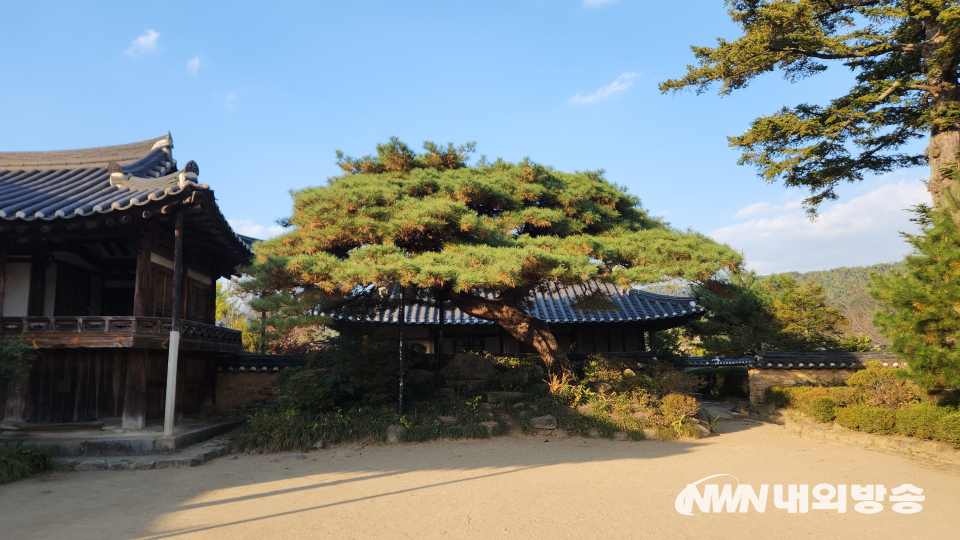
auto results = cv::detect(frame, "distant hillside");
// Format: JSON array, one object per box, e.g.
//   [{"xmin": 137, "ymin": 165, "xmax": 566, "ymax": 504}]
[{"xmin": 774, "ymin": 262, "xmax": 904, "ymax": 345}]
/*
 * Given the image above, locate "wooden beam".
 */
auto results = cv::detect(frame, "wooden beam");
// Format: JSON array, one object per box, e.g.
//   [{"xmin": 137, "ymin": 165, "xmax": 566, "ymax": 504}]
[{"xmin": 121, "ymin": 349, "xmax": 147, "ymax": 429}]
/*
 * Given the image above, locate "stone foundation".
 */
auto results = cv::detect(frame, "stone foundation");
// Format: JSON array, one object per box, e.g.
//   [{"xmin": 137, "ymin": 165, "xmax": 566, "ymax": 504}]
[
  {"xmin": 748, "ymin": 368, "xmax": 854, "ymax": 404},
  {"xmin": 216, "ymin": 372, "xmax": 280, "ymax": 411}
]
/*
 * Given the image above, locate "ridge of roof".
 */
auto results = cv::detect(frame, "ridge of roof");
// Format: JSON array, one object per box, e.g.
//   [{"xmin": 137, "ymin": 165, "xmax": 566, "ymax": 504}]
[{"xmin": 0, "ymin": 134, "xmax": 172, "ymax": 169}]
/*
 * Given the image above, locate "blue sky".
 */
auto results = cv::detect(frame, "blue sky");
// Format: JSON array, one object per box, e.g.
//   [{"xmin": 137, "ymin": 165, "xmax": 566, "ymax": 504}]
[{"xmin": 0, "ymin": 0, "xmax": 930, "ymax": 273}]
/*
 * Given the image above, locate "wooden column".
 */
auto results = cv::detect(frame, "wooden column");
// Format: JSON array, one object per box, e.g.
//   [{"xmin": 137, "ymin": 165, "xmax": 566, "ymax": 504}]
[
  {"xmin": 397, "ymin": 287, "xmax": 405, "ymax": 415},
  {"xmin": 649, "ymin": 331, "xmax": 658, "ymax": 355},
  {"xmin": 121, "ymin": 350, "xmax": 147, "ymax": 429},
  {"xmin": 132, "ymin": 229, "xmax": 154, "ymax": 317},
  {"xmin": 27, "ymin": 247, "xmax": 46, "ymax": 316},
  {"xmin": 0, "ymin": 240, "xmax": 7, "ymax": 314},
  {"xmin": 2, "ymin": 377, "xmax": 31, "ymax": 427},
  {"xmin": 163, "ymin": 211, "xmax": 184, "ymax": 437}
]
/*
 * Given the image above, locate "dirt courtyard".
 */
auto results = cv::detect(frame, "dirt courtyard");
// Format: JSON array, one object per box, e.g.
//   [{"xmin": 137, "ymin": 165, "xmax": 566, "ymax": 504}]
[{"xmin": 2, "ymin": 421, "xmax": 959, "ymax": 540}]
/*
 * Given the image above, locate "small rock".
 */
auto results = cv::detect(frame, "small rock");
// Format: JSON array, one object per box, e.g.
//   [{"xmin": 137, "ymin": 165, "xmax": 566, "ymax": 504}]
[
  {"xmin": 613, "ymin": 431, "xmax": 629, "ymax": 441},
  {"xmin": 334, "ymin": 450, "xmax": 355, "ymax": 459},
  {"xmin": 480, "ymin": 421, "xmax": 499, "ymax": 434},
  {"xmin": 576, "ymin": 404, "xmax": 595, "ymax": 415},
  {"xmin": 512, "ymin": 402, "xmax": 527, "ymax": 409},
  {"xmin": 314, "ymin": 439, "xmax": 326, "ymax": 449},
  {"xmin": 642, "ymin": 428, "xmax": 658, "ymax": 440},
  {"xmin": 552, "ymin": 429, "xmax": 570, "ymax": 439},
  {"xmin": 695, "ymin": 423, "xmax": 711, "ymax": 438},
  {"xmin": 386, "ymin": 424, "xmax": 406, "ymax": 444},
  {"xmin": 281, "ymin": 453, "xmax": 307, "ymax": 460},
  {"xmin": 623, "ymin": 368, "xmax": 636, "ymax": 377},
  {"xmin": 440, "ymin": 353, "xmax": 497, "ymax": 380},
  {"xmin": 529, "ymin": 415, "xmax": 557, "ymax": 430},
  {"xmin": 587, "ymin": 428, "xmax": 600, "ymax": 438},
  {"xmin": 247, "ymin": 448, "xmax": 265, "ymax": 455},
  {"xmin": 484, "ymin": 412, "xmax": 495, "ymax": 420},
  {"xmin": 589, "ymin": 382, "xmax": 613, "ymax": 395},
  {"xmin": 75, "ymin": 459, "xmax": 107, "ymax": 471},
  {"xmin": 439, "ymin": 415, "xmax": 459, "ymax": 427},
  {"xmin": 106, "ymin": 460, "xmax": 129, "ymax": 470},
  {"xmin": 231, "ymin": 455, "xmax": 239, "ymax": 460},
  {"xmin": 406, "ymin": 369, "xmax": 435, "ymax": 385}
]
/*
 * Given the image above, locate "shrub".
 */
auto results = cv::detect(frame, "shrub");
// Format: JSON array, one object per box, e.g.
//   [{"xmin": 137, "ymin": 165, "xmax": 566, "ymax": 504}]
[
  {"xmin": 0, "ymin": 337, "xmax": 37, "ymax": 385},
  {"xmin": 686, "ymin": 367, "xmax": 749, "ymax": 398},
  {"xmin": 936, "ymin": 413, "xmax": 960, "ymax": 449},
  {"xmin": 660, "ymin": 393, "xmax": 699, "ymax": 422},
  {"xmin": 0, "ymin": 444, "xmax": 51, "ymax": 484},
  {"xmin": 895, "ymin": 403, "xmax": 948, "ymax": 439},
  {"xmin": 809, "ymin": 397, "xmax": 838, "ymax": 423},
  {"xmin": 845, "ymin": 362, "xmax": 920, "ymax": 409},
  {"xmin": 277, "ymin": 368, "xmax": 349, "ymax": 414},
  {"xmin": 835, "ymin": 405, "xmax": 897, "ymax": 435}
]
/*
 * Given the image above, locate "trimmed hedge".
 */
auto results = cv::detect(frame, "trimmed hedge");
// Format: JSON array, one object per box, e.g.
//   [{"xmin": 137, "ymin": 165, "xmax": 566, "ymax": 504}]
[
  {"xmin": 895, "ymin": 402, "xmax": 947, "ymax": 439},
  {"xmin": 835, "ymin": 404, "xmax": 897, "ymax": 435},
  {"xmin": 686, "ymin": 367, "xmax": 749, "ymax": 398}
]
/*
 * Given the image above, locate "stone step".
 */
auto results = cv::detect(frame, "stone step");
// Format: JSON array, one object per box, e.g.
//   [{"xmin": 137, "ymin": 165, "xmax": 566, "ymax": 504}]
[{"xmin": 55, "ymin": 438, "xmax": 232, "ymax": 471}]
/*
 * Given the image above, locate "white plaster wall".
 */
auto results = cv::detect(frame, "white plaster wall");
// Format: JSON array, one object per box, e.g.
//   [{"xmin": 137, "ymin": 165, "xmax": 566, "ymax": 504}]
[
  {"xmin": 2, "ymin": 263, "xmax": 31, "ymax": 316},
  {"xmin": 43, "ymin": 264, "xmax": 57, "ymax": 316}
]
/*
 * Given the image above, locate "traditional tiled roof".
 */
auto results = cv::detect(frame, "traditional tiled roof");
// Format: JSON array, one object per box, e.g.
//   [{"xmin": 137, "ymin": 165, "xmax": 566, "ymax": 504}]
[
  {"xmin": 0, "ymin": 134, "xmax": 204, "ymax": 221},
  {"xmin": 354, "ymin": 280, "xmax": 705, "ymax": 326},
  {"xmin": 687, "ymin": 356, "xmax": 755, "ymax": 367},
  {"xmin": 749, "ymin": 351, "xmax": 901, "ymax": 369}
]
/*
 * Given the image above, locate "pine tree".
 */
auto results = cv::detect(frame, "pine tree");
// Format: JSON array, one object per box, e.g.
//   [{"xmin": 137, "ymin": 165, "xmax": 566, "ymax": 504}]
[
  {"xmin": 243, "ymin": 139, "xmax": 742, "ymax": 377},
  {"xmin": 872, "ymin": 201, "xmax": 960, "ymax": 391}
]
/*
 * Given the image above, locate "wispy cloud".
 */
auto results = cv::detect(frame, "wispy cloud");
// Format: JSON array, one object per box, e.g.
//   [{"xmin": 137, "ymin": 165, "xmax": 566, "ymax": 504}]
[
  {"xmin": 228, "ymin": 219, "xmax": 286, "ymax": 240},
  {"xmin": 709, "ymin": 177, "xmax": 930, "ymax": 273},
  {"xmin": 187, "ymin": 56, "xmax": 201, "ymax": 75},
  {"xmin": 569, "ymin": 72, "xmax": 640, "ymax": 105},
  {"xmin": 125, "ymin": 30, "xmax": 160, "ymax": 57},
  {"xmin": 584, "ymin": 0, "xmax": 618, "ymax": 7},
  {"xmin": 225, "ymin": 90, "xmax": 237, "ymax": 110}
]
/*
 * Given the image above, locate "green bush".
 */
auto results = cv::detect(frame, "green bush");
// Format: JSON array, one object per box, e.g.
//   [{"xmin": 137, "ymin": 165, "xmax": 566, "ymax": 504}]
[
  {"xmin": 0, "ymin": 444, "xmax": 51, "ymax": 484},
  {"xmin": 936, "ymin": 413, "xmax": 960, "ymax": 449},
  {"xmin": 0, "ymin": 336, "xmax": 37, "ymax": 385},
  {"xmin": 277, "ymin": 368, "xmax": 349, "ymax": 414},
  {"xmin": 835, "ymin": 405, "xmax": 897, "ymax": 435},
  {"xmin": 660, "ymin": 393, "xmax": 700, "ymax": 422},
  {"xmin": 686, "ymin": 367, "xmax": 749, "ymax": 398},
  {"xmin": 845, "ymin": 362, "xmax": 920, "ymax": 409},
  {"xmin": 809, "ymin": 397, "xmax": 838, "ymax": 423},
  {"xmin": 895, "ymin": 402, "xmax": 948, "ymax": 439}
]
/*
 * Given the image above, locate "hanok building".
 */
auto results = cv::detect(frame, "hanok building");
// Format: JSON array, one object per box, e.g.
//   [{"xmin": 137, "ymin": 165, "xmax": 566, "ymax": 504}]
[
  {"xmin": 0, "ymin": 134, "xmax": 252, "ymax": 430},
  {"xmin": 362, "ymin": 280, "xmax": 706, "ymax": 357}
]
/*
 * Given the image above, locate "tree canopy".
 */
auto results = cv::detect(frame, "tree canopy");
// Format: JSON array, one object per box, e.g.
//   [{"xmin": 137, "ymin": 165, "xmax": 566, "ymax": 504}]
[
  {"xmin": 661, "ymin": 1, "xmax": 960, "ymax": 214},
  {"xmin": 688, "ymin": 272, "xmax": 851, "ymax": 356},
  {"xmin": 245, "ymin": 138, "xmax": 741, "ymax": 375},
  {"xmin": 872, "ymin": 199, "xmax": 960, "ymax": 391}
]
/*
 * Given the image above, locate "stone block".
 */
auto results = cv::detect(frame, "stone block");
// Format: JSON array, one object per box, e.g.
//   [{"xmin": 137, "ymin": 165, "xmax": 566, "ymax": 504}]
[
  {"xmin": 386, "ymin": 424, "xmax": 406, "ymax": 444},
  {"xmin": 529, "ymin": 415, "xmax": 557, "ymax": 430}
]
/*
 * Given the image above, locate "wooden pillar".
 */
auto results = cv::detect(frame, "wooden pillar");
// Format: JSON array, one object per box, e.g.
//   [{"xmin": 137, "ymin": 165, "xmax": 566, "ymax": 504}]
[
  {"xmin": 27, "ymin": 247, "xmax": 46, "ymax": 316},
  {"xmin": 121, "ymin": 350, "xmax": 147, "ymax": 429},
  {"xmin": 638, "ymin": 327, "xmax": 646, "ymax": 352},
  {"xmin": 132, "ymin": 229, "xmax": 154, "ymax": 317},
  {"xmin": 398, "ymin": 287, "xmax": 405, "ymax": 415},
  {"xmin": 0, "ymin": 239, "xmax": 7, "ymax": 314},
  {"xmin": 2, "ymin": 377, "xmax": 31, "ymax": 427},
  {"xmin": 649, "ymin": 331, "xmax": 658, "ymax": 355},
  {"xmin": 163, "ymin": 211, "xmax": 184, "ymax": 437}
]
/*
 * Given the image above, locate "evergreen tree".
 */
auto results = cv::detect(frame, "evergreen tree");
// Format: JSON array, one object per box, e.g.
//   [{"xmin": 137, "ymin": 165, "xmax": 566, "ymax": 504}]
[
  {"xmin": 661, "ymin": 1, "xmax": 960, "ymax": 214},
  {"xmin": 689, "ymin": 272, "xmax": 848, "ymax": 356},
  {"xmin": 872, "ymin": 201, "xmax": 960, "ymax": 391},
  {"xmin": 243, "ymin": 139, "xmax": 741, "ymax": 376}
]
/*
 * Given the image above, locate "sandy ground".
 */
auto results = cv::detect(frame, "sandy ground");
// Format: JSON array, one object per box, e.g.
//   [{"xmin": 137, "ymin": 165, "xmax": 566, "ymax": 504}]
[{"xmin": 2, "ymin": 420, "xmax": 959, "ymax": 540}]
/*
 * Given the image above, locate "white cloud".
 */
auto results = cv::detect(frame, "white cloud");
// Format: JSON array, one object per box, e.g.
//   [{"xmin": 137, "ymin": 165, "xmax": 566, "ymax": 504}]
[
  {"xmin": 125, "ymin": 30, "xmax": 160, "ymax": 57},
  {"xmin": 569, "ymin": 72, "xmax": 640, "ymax": 105},
  {"xmin": 709, "ymin": 178, "xmax": 931, "ymax": 274},
  {"xmin": 187, "ymin": 56, "xmax": 201, "ymax": 75},
  {"xmin": 228, "ymin": 219, "xmax": 286, "ymax": 240},
  {"xmin": 584, "ymin": 0, "xmax": 617, "ymax": 7},
  {"xmin": 225, "ymin": 90, "xmax": 237, "ymax": 109}
]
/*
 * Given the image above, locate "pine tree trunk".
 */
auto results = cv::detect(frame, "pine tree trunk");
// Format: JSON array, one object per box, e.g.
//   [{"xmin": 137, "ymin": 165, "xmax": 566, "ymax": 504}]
[
  {"xmin": 925, "ymin": 128, "xmax": 960, "ymax": 208},
  {"xmin": 445, "ymin": 291, "xmax": 576, "ymax": 378}
]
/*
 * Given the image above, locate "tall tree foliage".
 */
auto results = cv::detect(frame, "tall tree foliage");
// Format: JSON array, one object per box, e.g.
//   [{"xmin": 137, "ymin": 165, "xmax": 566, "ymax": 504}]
[
  {"xmin": 661, "ymin": 1, "xmax": 960, "ymax": 213},
  {"xmin": 872, "ymin": 200, "xmax": 960, "ymax": 391},
  {"xmin": 244, "ymin": 138, "xmax": 741, "ymax": 376},
  {"xmin": 689, "ymin": 272, "xmax": 849, "ymax": 356}
]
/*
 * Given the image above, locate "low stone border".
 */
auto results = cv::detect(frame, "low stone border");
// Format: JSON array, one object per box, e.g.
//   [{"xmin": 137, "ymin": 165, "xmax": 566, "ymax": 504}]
[
  {"xmin": 54, "ymin": 437, "xmax": 232, "ymax": 471},
  {"xmin": 746, "ymin": 410, "xmax": 960, "ymax": 466}
]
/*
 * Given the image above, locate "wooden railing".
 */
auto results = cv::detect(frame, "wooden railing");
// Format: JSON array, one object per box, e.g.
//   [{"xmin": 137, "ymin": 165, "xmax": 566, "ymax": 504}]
[{"xmin": 0, "ymin": 316, "xmax": 242, "ymax": 346}]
